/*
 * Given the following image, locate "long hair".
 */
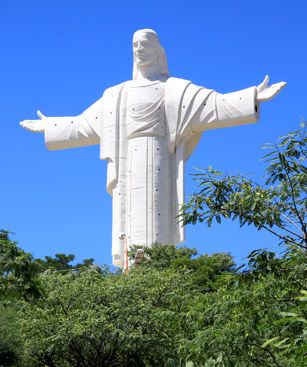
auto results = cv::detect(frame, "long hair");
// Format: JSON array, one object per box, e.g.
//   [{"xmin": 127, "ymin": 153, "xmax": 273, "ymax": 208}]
[{"xmin": 132, "ymin": 29, "xmax": 169, "ymax": 80}]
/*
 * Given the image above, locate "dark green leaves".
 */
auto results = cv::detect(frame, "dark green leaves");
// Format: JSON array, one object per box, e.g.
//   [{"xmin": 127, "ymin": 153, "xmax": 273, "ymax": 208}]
[
  {"xmin": 181, "ymin": 126, "xmax": 307, "ymax": 250},
  {"xmin": 0, "ymin": 230, "xmax": 42, "ymax": 300}
]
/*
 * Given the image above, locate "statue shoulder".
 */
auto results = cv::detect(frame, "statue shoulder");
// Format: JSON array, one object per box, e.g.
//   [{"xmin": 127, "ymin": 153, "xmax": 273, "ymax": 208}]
[
  {"xmin": 166, "ymin": 77, "xmax": 212, "ymax": 92},
  {"xmin": 102, "ymin": 81, "xmax": 128, "ymax": 99},
  {"xmin": 166, "ymin": 77, "xmax": 191, "ymax": 89},
  {"xmin": 165, "ymin": 77, "xmax": 193, "ymax": 104}
]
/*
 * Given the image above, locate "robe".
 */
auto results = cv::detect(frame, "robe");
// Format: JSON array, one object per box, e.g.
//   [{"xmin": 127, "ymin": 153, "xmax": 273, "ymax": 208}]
[{"xmin": 44, "ymin": 77, "xmax": 259, "ymax": 267}]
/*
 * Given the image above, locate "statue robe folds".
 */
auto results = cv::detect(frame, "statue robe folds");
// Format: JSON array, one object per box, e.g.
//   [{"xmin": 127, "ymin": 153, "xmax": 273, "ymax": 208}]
[{"xmin": 44, "ymin": 77, "xmax": 259, "ymax": 267}]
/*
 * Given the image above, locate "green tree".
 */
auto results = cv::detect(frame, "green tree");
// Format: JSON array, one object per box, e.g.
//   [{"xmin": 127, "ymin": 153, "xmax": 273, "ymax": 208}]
[
  {"xmin": 19, "ymin": 263, "xmax": 190, "ymax": 366},
  {"xmin": 0, "ymin": 304, "xmax": 22, "ymax": 367},
  {"xmin": 1, "ymin": 128, "xmax": 306, "ymax": 366},
  {"xmin": 181, "ymin": 126, "xmax": 307, "ymax": 250},
  {"xmin": 0, "ymin": 230, "xmax": 41, "ymax": 300},
  {"xmin": 36, "ymin": 253, "xmax": 96, "ymax": 273},
  {"xmin": 178, "ymin": 126, "xmax": 307, "ymax": 365},
  {"xmin": 0, "ymin": 241, "xmax": 304, "ymax": 366}
]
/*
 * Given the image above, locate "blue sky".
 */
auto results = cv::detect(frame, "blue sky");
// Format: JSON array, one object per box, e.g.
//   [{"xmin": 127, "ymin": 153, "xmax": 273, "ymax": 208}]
[{"xmin": 1, "ymin": 0, "xmax": 306, "ymax": 266}]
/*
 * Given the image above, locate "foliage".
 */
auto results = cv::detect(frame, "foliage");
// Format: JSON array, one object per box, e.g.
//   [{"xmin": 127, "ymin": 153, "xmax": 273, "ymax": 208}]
[
  {"xmin": 19, "ymin": 264, "xmax": 190, "ymax": 366},
  {"xmin": 0, "ymin": 304, "xmax": 22, "ymax": 367},
  {"xmin": 129, "ymin": 242, "xmax": 198, "ymax": 269},
  {"xmin": 35, "ymin": 253, "xmax": 98, "ymax": 273},
  {"xmin": 1, "ymin": 128, "xmax": 307, "ymax": 366},
  {"xmin": 180, "ymin": 127, "xmax": 307, "ymax": 250},
  {"xmin": 0, "ymin": 240, "xmax": 305, "ymax": 366},
  {"xmin": 130, "ymin": 243, "xmax": 236, "ymax": 294},
  {"xmin": 261, "ymin": 289, "xmax": 307, "ymax": 366},
  {"xmin": 0, "ymin": 230, "xmax": 41, "ymax": 300}
]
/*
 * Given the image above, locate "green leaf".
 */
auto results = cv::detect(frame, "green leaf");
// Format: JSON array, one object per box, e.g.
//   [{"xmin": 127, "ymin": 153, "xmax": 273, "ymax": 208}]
[{"xmin": 261, "ymin": 337, "xmax": 281, "ymax": 348}]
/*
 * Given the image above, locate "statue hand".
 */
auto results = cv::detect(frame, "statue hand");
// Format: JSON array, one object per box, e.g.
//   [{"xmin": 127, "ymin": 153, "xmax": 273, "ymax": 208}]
[
  {"xmin": 256, "ymin": 75, "xmax": 286, "ymax": 102},
  {"xmin": 20, "ymin": 110, "xmax": 47, "ymax": 133}
]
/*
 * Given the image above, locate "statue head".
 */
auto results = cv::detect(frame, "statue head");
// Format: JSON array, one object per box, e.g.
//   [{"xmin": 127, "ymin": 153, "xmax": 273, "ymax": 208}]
[{"xmin": 132, "ymin": 29, "xmax": 169, "ymax": 80}]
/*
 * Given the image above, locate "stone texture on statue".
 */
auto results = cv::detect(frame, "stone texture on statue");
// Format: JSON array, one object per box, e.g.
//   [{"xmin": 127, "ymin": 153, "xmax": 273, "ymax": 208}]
[{"xmin": 20, "ymin": 29, "xmax": 286, "ymax": 268}]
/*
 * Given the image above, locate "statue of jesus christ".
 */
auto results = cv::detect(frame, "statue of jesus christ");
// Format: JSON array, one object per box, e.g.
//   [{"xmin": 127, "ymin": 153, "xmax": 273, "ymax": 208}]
[{"xmin": 20, "ymin": 29, "xmax": 286, "ymax": 267}]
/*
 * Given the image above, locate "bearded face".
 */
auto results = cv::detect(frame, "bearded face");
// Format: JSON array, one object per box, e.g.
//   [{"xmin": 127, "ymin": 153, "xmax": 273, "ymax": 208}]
[
  {"xmin": 133, "ymin": 32, "xmax": 159, "ymax": 67},
  {"xmin": 132, "ymin": 29, "xmax": 169, "ymax": 80}
]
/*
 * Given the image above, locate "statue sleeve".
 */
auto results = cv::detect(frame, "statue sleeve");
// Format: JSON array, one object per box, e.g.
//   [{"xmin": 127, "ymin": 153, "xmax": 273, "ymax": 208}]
[
  {"xmin": 191, "ymin": 86, "xmax": 259, "ymax": 133},
  {"xmin": 44, "ymin": 97, "xmax": 102, "ymax": 150}
]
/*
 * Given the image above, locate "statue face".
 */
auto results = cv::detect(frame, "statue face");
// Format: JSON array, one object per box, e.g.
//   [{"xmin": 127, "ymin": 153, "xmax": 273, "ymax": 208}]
[{"xmin": 133, "ymin": 32, "xmax": 159, "ymax": 67}]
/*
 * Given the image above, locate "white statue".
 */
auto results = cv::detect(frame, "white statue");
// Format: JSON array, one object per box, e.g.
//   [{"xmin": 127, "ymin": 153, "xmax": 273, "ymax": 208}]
[{"xmin": 20, "ymin": 29, "xmax": 286, "ymax": 268}]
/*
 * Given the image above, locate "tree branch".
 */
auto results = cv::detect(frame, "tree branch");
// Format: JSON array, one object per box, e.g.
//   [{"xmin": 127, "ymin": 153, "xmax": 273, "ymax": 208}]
[{"xmin": 278, "ymin": 148, "xmax": 307, "ymax": 243}]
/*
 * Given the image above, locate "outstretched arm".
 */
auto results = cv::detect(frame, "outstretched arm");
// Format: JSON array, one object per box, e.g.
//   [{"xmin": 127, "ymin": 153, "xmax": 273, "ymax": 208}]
[
  {"xmin": 189, "ymin": 75, "xmax": 286, "ymax": 133},
  {"xmin": 20, "ymin": 98, "xmax": 102, "ymax": 150}
]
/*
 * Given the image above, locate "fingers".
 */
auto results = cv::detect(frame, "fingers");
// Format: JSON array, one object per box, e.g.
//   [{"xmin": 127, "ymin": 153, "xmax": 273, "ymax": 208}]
[
  {"xmin": 258, "ymin": 75, "xmax": 270, "ymax": 91},
  {"xmin": 20, "ymin": 120, "xmax": 34, "ymax": 129},
  {"xmin": 270, "ymin": 82, "xmax": 287, "ymax": 94},
  {"xmin": 263, "ymin": 75, "xmax": 269, "ymax": 87},
  {"xmin": 20, "ymin": 120, "xmax": 33, "ymax": 131},
  {"xmin": 20, "ymin": 120, "xmax": 33, "ymax": 127},
  {"xmin": 20, "ymin": 120, "xmax": 44, "ymax": 133},
  {"xmin": 37, "ymin": 110, "xmax": 46, "ymax": 119},
  {"xmin": 274, "ymin": 81, "xmax": 287, "ymax": 89},
  {"xmin": 20, "ymin": 113, "xmax": 46, "ymax": 133},
  {"xmin": 257, "ymin": 80, "xmax": 287, "ymax": 102},
  {"xmin": 257, "ymin": 75, "xmax": 269, "ymax": 93}
]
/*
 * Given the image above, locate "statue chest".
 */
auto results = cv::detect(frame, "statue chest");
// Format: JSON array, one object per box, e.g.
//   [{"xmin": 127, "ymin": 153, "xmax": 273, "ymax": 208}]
[{"xmin": 126, "ymin": 81, "xmax": 166, "ymax": 138}]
